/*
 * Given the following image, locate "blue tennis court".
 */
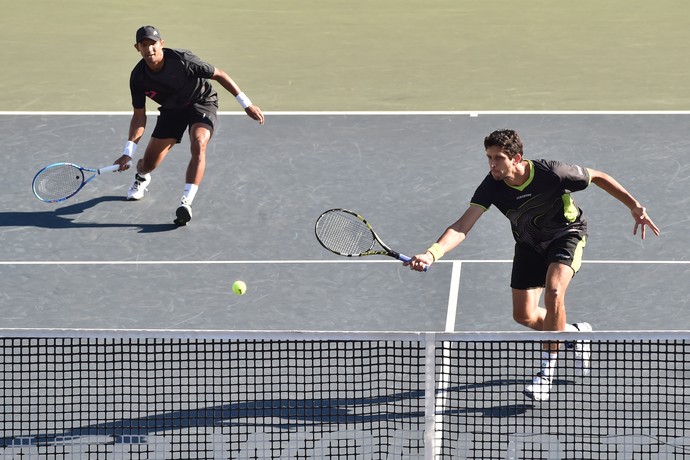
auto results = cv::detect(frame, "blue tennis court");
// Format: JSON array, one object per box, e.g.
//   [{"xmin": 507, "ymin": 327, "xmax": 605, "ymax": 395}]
[
  {"xmin": 1, "ymin": 112, "xmax": 687, "ymax": 331},
  {"xmin": 1, "ymin": 112, "xmax": 689, "ymax": 458}
]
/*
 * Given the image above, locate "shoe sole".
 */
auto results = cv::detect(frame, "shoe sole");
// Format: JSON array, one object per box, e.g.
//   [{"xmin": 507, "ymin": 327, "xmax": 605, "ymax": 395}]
[
  {"xmin": 127, "ymin": 189, "xmax": 147, "ymax": 200},
  {"xmin": 174, "ymin": 205, "xmax": 192, "ymax": 226},
  {"xmin": 523, "ymin": 388, "xmax": 550, "ymax": 402},
  {"xmin": 524, "ymin": 374, "xmax": 552, "ymax": 401}
]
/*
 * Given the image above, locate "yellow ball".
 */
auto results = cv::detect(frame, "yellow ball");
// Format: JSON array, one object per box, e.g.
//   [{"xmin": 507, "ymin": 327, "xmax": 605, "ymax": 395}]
[{"xmin": 232, "ymin": 280, "xmax": 247, "ymax": 296}]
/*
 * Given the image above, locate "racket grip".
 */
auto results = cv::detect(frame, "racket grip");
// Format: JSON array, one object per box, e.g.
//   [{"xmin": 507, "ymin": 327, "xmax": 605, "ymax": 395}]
[
  {"xmin": 99, "ymin": 162, "xmax": 131, "ymax": 173},
  {"xmin": 398, "ymin": 254, "xmax": 428, "ymax": 272},
  {"xmin": 99, "ymin": 164, "xmax": 123, "ymax": 173}
]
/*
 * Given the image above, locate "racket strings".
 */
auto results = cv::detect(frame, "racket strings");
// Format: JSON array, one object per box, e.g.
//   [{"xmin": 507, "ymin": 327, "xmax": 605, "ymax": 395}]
[
  {"xmin": 33, "ymin": 165, "xmax": 84, "ymax": 201},
  {"xmin": 316, "ymin": 211, "xmax": 375, "ymax": 255}
]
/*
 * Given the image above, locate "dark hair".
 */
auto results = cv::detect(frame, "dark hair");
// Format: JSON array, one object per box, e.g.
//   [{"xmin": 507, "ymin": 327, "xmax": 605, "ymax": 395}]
[{"xmin": 483, "ymin": 129, "xmax": 523, "ymax": 159}]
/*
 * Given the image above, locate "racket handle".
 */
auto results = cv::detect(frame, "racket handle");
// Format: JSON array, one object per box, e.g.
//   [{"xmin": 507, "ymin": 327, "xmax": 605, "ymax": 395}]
[
  {"xmin": 398, "ymin": 254, "xmax": 428, "ymax": 272},
  {"xmin": 99, "ymin": 162, "xmax": 131, "ymax": 173}
]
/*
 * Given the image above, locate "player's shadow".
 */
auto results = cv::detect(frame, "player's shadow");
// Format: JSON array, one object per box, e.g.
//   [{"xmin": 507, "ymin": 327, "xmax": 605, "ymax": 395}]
[
  {"xmin": 2, "ymin": 196, "xmax": 178, "ymax": 233},
  {"xmin": 0, "ymin": 385, "xmax": 537, "ymax": 449},
  {"xmin": 0, "ymin": 378, "xmax": 550, "ymax": 449}
]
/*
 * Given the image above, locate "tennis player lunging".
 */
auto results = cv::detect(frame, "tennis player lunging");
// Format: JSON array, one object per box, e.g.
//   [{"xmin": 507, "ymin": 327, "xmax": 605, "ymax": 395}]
[
  {"xmin": 406, "ymin": 129, "xmax": 660, "ymax": 401},
  {"xmin": 113, "ymin": 26, "xmax": 264, "ymax": 226}
]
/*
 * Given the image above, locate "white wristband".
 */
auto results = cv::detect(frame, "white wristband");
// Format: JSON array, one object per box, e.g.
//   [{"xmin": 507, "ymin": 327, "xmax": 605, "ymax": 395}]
[
  {"xmin": 235, "ymin": 92, "xmax": 252, "ymax": 109},
  {"xmin": 123, "ymin": 140, "xmax": 137, "ymax": 158}
]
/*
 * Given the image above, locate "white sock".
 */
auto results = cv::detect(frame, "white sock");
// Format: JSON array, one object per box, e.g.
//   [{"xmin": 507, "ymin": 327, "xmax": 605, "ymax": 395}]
[
  {"xmin": 183, "ymin": 184, "xmax": 198, "ymax": 204},
  {"xmin": 540, "ymin": 351, "xmax": 558, "ymax": 378}
]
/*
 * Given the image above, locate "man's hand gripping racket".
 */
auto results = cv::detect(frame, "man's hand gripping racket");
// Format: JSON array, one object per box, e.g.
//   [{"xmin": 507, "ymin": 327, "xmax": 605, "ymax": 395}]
[
  {"xmin": 315, "ymin": 208, "xmax": 427, "ymax": 271},
  {"xmin": 32, "ymin": 162, "xmax": 129, "ymax": 203}
]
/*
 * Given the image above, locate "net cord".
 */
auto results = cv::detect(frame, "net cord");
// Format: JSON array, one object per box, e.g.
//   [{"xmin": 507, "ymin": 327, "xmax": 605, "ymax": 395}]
[{"xmin": 1, "ymin": 328, "xmax": 688, "ymax": 342}]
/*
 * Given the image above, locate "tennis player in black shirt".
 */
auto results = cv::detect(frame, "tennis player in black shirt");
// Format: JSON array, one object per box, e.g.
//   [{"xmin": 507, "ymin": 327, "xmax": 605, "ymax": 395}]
[
  {"xmin": 406, "ymin": 129, "xmax": 660, "ymax": 401},
  {"xmin": 113, "ymin": 26, "xmax": 264, "ymax": 226}
]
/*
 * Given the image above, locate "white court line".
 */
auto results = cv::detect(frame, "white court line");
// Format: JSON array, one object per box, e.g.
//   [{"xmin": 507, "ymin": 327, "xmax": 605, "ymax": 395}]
[
  {"xmin": 435, "ymin": 261, "xmax": 462, "ymax": 459},
  {"xmin": 1, "ymin": 259, "xmax": 689, "ymax": 265},
  {"xmin": 445, "ymin": 262, "xmax": 462, "ymax": 333},
  {"xmin": 3, "ymin": 110, "xmax": 690, "ymax": 116}
]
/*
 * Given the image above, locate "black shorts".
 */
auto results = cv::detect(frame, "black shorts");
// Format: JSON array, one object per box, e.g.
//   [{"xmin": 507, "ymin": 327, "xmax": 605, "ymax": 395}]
[
  {"xmin": 510, "ymin": 233, "xmax": 587, "ymax": 290},
  {"xmin": 151, "ymin": 100, "xmax": 218, "ymax": 143}
]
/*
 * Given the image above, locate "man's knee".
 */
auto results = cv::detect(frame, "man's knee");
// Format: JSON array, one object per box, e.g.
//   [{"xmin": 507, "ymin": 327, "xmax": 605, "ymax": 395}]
[
  {"xmin": 543, "ymin": 285, "xmax": 567, "ymax": 311},
  {"xmin": 513, "ymin": 311, "xmax": 534, "ymax": 327}
]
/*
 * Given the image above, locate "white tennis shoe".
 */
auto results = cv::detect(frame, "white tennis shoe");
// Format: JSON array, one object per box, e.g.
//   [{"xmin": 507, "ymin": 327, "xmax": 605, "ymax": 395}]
[
  {"xmin": 573, "ymin": 322, "xmax": 592, "ymax": 377},
  {"xmin": 127, "ymin": 173, "xmax": 151, "ymax": 200},
  {"xmin": 174, "ymin": 196, "xmax": 193, "ymax": 226},
  {"xmin": 524, "ymin": 372, "xmax": 552, "ymax": 401}
]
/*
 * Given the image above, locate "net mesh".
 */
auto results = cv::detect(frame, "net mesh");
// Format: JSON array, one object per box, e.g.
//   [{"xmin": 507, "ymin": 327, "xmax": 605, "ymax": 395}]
[
  {"xmin": 32, "ymin": 164, "xmax": 84, "ymax": 201},
  {"xmin": 315, "ymin": 210, "xmax": 375, "ymax": 255},
  {"xmin": 1, "ymin": 330, "xmax": 689, "ymax": 459}
]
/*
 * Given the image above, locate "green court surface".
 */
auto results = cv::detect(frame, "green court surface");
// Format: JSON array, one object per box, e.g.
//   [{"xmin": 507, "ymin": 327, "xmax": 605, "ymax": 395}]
[{"xmin": 2, "ymin": 0, "xmax": 689, "ymax": 112}]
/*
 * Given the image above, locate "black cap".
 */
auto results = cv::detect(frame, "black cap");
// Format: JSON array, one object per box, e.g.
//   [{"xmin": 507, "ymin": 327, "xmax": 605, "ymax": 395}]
[{"xmin": 136, "ymin": 25, "xmax": 161, "ymax": 43}]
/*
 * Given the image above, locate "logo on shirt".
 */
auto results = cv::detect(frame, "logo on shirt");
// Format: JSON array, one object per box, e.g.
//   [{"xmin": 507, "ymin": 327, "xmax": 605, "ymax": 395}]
[
  {"xmin": 145, "ymin": 90, "xmax": 158, "ymax": 99},
  {"xmin": 515, "ymin": 193, "xmax": 532, "ymax": 200}
]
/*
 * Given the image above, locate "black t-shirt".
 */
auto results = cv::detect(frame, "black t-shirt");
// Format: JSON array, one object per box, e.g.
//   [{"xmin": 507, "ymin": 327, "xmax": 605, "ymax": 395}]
[
  {"xmin": 470, "ymin": 159, "xmax": 590, "ymax": 250},
  {"xmin": 130, "ymin": 48, "xmax": 217, "ymax": 109}
]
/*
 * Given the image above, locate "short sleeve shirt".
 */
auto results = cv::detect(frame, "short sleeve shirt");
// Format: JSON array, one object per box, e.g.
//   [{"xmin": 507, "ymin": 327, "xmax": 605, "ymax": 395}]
[
  {"xmin": 130, "ymin": 48, "xmax": 218, "ymax": 110},
  {"xmin": 470, "ymin": 159, "xmax": 591, "ymax": 250}
]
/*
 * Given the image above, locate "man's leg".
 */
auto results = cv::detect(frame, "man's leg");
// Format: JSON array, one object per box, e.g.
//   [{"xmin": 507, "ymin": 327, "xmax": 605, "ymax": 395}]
[
  {"xmin": 512, "ymin": 287, "xmax": 545, "ymax": 331},
  {"xmin": 174, "ymin": 123, "xmax": 212, "ymax": 225},
  {"xmin": 522, "ymin": 262, "xmax": 575, "ymax": 401},
  {"xmin": 512, "ymin": 262, "xmax": 574, "ymax": 334},
  {"xmin": 127, "ymin": 138, "xmax": 176, "ymax": 200},
  {"xmin": 542, "ymin": 261, "xmax": 575, "ymax": 337},
  {"xmin": 185, "ymin": 123, "xmax": 212, "ymax": 185}
]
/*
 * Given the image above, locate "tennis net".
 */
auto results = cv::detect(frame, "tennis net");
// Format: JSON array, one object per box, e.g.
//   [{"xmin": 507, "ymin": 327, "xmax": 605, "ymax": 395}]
[{"xmin": 1, "ymin": 329, "xmax": 689, "ymax": 459}]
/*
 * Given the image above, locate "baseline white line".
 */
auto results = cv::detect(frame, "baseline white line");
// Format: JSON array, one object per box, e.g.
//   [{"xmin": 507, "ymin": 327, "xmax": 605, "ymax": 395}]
[
  {"xmin": 1, "ymin": 259, "xmax": 688, "ymax": 265},
  {"xmin": 3, "ymin": 110, "xmax": 690, "ymax": 116},
  {"xmin": 0, "ymin": 259, "xmax": 414, "ymax": 265},
  {"xmin": 440, "ymin": 260, "xmax": 690, "ymax": 264}
]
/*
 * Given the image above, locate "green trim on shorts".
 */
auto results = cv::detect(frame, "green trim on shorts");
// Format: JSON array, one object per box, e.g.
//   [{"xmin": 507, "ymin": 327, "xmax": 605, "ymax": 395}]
[{"xmin": 571, "ymin": 235, "xmax": 587, "ymax": 273}]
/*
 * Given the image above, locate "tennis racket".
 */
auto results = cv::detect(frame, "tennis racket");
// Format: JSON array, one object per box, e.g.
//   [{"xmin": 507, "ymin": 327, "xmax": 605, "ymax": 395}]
[
  {"xmin": 32, "ymin": 162, "xmax": 124, "ymax": 203},
  {"xmin": 315, "ymin": 208, "xmax": 426, "ymax": 270}
]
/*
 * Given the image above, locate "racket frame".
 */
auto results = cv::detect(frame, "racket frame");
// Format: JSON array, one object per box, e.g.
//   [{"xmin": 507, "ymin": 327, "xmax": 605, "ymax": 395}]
[
  {"xmin": 315, "ymin": 208, "xmax": 413, "ymax": 263},
  {"xmin": 32, "ymin": 163, "xmax": 121, "ymax": 203}
]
